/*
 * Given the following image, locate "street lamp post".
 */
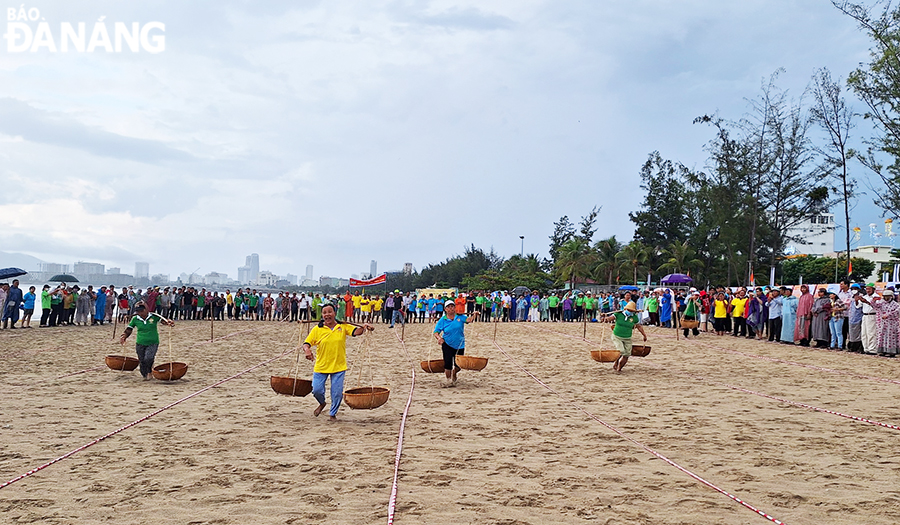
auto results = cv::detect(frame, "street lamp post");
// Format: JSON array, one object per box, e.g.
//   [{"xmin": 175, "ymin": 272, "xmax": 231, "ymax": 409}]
[{"xmin": 519, "ymin": 236, "xmax": 524, "ymax": 257}]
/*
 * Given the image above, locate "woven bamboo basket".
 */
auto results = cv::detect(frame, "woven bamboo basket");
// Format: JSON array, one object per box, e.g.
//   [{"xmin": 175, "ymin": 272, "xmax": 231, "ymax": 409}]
[
  {"xmin": 105, "ymin": 355, "xmax": 139, "ymax": 371},
  {"xmin": 681, "ymin": 320, "xmax": 699, "ymax": 329},
  {"xmin": 456, "ymin": 355, "xmax": 488, "ymax": 371},
  {"xmin": 343, "ymin": 386, "xmax": 390, "ymax": 409},
  {"xmin": 420, "ymin": 359, "xmax": 445, "ymax": 373},
  {"xmin": 270, "ymin": 376, "xmax": 312, "ymax": 396},
  {"xmin": 631, "ymin": 345, "xmax": 652, "ymax": 357},
  {"xmin": 590, "ymin": 350, "xmax": 620, "ymax": 362},
  {"xmin": 151, "ymin": 362, "xmax": 188, "ymax": 381}
]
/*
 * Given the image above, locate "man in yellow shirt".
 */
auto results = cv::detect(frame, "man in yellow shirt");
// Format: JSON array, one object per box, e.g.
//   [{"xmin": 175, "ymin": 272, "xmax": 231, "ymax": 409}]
[
  {"xmin": 372, "ymin": 295, "xmax": 384, "ymax": 323},
  {"xmin": 730, "ymin": 288, "xmax": 749, "ymax": 337},
  {"xmin": 352, "ymin": 292, "xmax": 362, "ymax": 322},
  {"xmin": 359, "ymin": 295, "xmax": 372, "ymax": 323},
  {"xmin": 304, "ymin": 303, "xmax": 373, "ymax": 420}
]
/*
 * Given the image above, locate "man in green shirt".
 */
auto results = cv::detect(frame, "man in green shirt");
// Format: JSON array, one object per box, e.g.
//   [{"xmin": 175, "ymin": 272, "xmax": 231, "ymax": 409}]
[
  {"xmin": 39, "ymin": 284, "xmax": 54, "ymax": 327},
  {"xmin": 603, "ymin": 301, "xmax": 648, "ymax": 372},
  {"xmin": 575, "ymin": 293, "xmax": 585, "ymax": 322},
  {"xmin": 646, "ymin": 293, "xmax": 660, "ymax": 326},
  {"xmin": 120, "ymin": 301, "xmax": 175, "ymax": 380},
  {"xmin": 548, "ymin": 292, "xmax": 560, "ymax": 322}
]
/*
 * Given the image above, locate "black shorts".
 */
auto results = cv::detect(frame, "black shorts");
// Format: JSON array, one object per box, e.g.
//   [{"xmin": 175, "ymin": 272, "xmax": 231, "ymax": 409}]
[
  {"xmin": 713, "ymin": 317, "xmax": 727, "ymax": 332},
  {"xmin": 442, "ymin": 342, "xmax": 464, "ymax": 370}
]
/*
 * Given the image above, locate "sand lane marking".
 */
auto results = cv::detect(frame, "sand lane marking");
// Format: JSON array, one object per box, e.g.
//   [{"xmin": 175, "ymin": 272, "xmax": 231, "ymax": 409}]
[
  {"xmin": 524, "ymin": 324, "xmax": 900, "ymax": 433},
  {"xmin": 677, "ymin": 370, "xmax": 900, "ymax": 432},
  {"xmin": 387, "ymin": 331, "xmax": 416, "ymax": 525},
  {"xmin": 668, "ymin": 332, "xmax": 900, "ymax": 387},
  {"xmin": 193, "ymin": 324, "xmax": 269, "ymax": 346},
  {"xmin": 5, "ymin": 323, "xmax": 274, "ymax": 389},
  {"xmin": 0, "ymin": 347, "xmax": 294, "ymax": 491},
  {"xmin": 487, "ymin": 337, "xmax": 787, "ymax": 525},
  {"xmin": 526, "ymin": 323, "xmax": 900, "ymax": 387}
]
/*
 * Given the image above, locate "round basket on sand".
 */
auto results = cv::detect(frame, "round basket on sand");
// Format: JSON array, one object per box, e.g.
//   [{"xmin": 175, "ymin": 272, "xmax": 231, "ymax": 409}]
[
  {"xmin": 590, "ymin": 350, "xmax": 620, "ymax": 363},
  {"xmin": 630, "ymin": 345, "xmax": 652, "ymax": 357},
  {"xmin": 151, "ymin": 362, "xmax": 188, "ymax": 381},
  {"xmin": 420, "ymin": 359, "xmax": 445, "ymax": 373},
  {"xmin": 343, "ymin": 386, "xmax": 390, "ymax": 409},
  {"xmin": 270, "ymin": 376, "xmax": 312, "ymax": 396},
  {"xmin": 105, "ymin": 355, "xmax": 139, "ymax": 371},
  {"xmin": 456, "ymin": 355, "xmax": 488, "ymax": 371}
]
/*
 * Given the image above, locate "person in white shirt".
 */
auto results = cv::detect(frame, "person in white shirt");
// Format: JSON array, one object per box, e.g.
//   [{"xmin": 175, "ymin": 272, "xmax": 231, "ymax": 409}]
[{"xmin": 857, "ymin": 283, "xmax": 879, "ymax": 354}]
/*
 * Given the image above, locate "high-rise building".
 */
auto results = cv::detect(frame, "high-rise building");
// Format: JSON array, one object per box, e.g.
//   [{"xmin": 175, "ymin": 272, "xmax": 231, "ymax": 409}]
[
  {"xmin": 74, "ymin": 261, "xmax": 105, "ymax": 276},
  {"xmin": 370, "ymin": 260, "xmax": 377, "ymax": 277},
  {"xmin": 403, "ymin": 263, "xmax": 413, "ymax": 275},
  {"xmin": 107, "ymin": 267, "xmax": 121, "ymax": 275},
  {"xmin": 135, "ymin": 262, "xmax": 150, "ymax": 279},
  {"xmin": 40, "ymin": 262, "xmax": 68, "ymax": 274},
  {"xmin": 245, "ymin": 254, "xmax": 260, "ymax": 283},
  {"xmin": 237, "ymin": 265, "xmax": 251, "ymax": 284},
  {"xmin": 305, "ymin": 265, "xmax": 313, "ymax": 280},
  {"xmin": 285, "ymin": 273, "xmax": 298, "ymax": 285}
]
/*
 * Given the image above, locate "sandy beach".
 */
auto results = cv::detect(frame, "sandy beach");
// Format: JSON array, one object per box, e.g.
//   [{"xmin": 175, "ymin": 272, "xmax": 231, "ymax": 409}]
[{"xmin": 1, "ymin": 319, "xmax": 899, "ymax": 524}]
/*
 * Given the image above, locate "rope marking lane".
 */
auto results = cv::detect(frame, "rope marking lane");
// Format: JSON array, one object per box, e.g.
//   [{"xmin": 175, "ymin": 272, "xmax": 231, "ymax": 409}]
[
  {"xmin": 649, "ymin": 328, "xmax": 900, "ymax": 386},
  {"xmin": 0, "ymin": 347, "xmax": 295, "ymax": 490},
  {"xmin": 524, "ymin": 323, "xmax": 900, "ymax": 433},
  {"xmin": 387, "ymin": 331, "xmax": 416, "ymax": 525},
  {"xmin": 488, "ymin": 337, "xmax": 786, "ymax": 525}
]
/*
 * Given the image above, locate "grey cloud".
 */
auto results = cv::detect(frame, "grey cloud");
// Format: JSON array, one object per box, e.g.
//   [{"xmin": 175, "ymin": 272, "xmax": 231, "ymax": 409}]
[
  {"xmin": 0, "ymin": 98, "xmax": 196, "ymax": 164},
  {"xmin": 409, "ymin": 7, "xmax": 515, "ymax": 31}
]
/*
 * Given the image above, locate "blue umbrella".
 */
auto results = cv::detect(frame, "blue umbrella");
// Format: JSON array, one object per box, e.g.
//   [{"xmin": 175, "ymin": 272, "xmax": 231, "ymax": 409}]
[
  {"xmin": 617, "ymin": 285, "xmax": 640, "ymax": 291},
  {"xmin": 0, "ymin": 267, "xmax": 27, "ymax": 280}
]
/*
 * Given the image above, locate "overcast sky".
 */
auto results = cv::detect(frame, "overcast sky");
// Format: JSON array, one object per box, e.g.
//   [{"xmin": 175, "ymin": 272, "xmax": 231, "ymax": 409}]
[{"xmin": 0, "ymin": 0, "xmax": 890, "ymax": 280}]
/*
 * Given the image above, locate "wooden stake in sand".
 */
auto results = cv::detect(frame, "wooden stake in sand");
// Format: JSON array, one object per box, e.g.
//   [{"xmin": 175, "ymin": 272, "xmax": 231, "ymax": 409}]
[
  {"xmin": 111, "ymin": 305, "xmax": 119, "ymax": 340},
  {"xmin": 210, "ymin": 303, "xmax": 214, "ymax": 341}
]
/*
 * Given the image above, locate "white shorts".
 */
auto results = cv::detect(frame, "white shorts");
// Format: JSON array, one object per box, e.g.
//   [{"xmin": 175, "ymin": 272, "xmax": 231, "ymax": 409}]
[{"xmin": 699, "ymin": 313, "xmax": 708, "ymax": 322}]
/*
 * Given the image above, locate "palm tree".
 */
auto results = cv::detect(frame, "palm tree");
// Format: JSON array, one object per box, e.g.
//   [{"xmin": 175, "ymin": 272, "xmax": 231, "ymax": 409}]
[
  {"xmin": 556, "ymin": 239, "xmax": 596, "ymax": 289},
  {"xmin": 592, "ymin": 236, "xmax": 621, "ymax": 284},
  {"xmin": 617, "ymin": 241, "xmax": 650, "ymax": 284},
  {"xmin": 658, "ymin": 240, "xmax": 703, "ymax": 276}
]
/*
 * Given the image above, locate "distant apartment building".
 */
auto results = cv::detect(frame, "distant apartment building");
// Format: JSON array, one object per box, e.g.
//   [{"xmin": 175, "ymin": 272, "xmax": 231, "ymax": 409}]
[
  {"xmin": 784, "ymin": 214, "xmax": 835, "ymax": 256},
  {"xmin": 74, "ymin": 262, "xmax": 105, "ymax": 276},
  {"xmin": 305, "ymin": 265, "xmax": 313, "ymax": 280},
  {"xmin": 403, "ymin": 262, "xmax": 413, "ymax": 275},
  {"xmin": 257, "ymin": 271, "xmax": 277, "ymax": 287},
  {"xmin": 40, "ymin": 263, "xmax": 69, "ymax": 274},
  {"xmin": 135, "ymin": 262, "xmax": 150, "ymax": 279},
  {"xmin": 319, "ymin": 276, "xmax": 349, "ymax": 288},
  {"xmin": 205, "ymin": 272, "xmax": 227, "ymax": 285}
]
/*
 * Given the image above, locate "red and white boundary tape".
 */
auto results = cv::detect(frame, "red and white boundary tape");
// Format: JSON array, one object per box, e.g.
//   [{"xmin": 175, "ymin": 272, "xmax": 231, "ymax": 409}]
[
  {"xmin": 526, "ymin": 324, "xmax": 900, "ymax": 432},
  {"xmin": 0, "ymin": 347, "xmax": 293, "ymax": 490},
  {"xmin": 692, "ymin": 339, "xmax": 900, "ymax": 386},
  {"xmin": 387, "ymin": 332, "xmax": 416, "ymax": 525},
  {"xmin": 488, "ymin": 337, "xmax": 786, "ymax": 524}
]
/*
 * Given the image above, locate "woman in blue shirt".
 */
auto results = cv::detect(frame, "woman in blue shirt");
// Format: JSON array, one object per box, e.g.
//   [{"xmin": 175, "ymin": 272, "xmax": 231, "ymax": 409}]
[
  {"xmin": 433, "ymin": 300, "xmax": 479, "ymax": 386},
  {"xmin": 20, "ymin": 285, "xmax": 36, "ymax": 328}
]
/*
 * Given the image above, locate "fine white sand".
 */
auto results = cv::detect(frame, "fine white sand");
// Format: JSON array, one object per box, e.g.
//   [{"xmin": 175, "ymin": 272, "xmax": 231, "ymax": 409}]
[{"xmin": 1, "ymin": 319, "xmax": 899, "ymax": 524}]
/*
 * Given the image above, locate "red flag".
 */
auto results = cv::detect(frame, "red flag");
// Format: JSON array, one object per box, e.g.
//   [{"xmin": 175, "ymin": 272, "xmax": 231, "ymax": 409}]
[{"xmin": 848, "ymin": 260, "xmax": 853, "ymax": 275}]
